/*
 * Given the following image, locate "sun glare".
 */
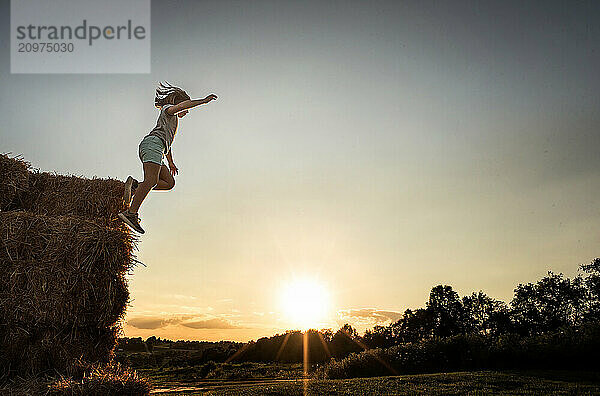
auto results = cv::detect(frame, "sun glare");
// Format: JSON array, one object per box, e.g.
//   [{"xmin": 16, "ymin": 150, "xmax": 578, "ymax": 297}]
[{"xmin": 280, "ymin": 278, "xmax": 330, "ymax": 330}]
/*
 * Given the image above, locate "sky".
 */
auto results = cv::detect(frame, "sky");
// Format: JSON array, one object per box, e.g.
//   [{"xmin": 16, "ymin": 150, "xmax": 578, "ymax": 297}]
[{"xmin": 1, "ymin": 0, "xmax": 599, "ymax": 342}]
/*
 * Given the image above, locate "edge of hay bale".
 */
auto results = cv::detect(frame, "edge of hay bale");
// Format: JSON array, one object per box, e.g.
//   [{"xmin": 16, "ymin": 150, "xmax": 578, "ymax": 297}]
[
  {"xmin": 20, "ymin": 171, "xmax": 128, "ymax": 220},
  {"xmin": 0, "ymin": 153, "xmax": 30, "ymax": 211},
  {"xmin": 1, "ymin": 153, "xmax": 128, "ymax": 220}
]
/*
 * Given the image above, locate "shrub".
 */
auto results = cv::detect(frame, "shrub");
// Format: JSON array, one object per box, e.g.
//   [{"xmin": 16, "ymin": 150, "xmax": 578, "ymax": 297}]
[{"xmin": 319, "ymin": 324, "xmax": 600, "ymax": 379}]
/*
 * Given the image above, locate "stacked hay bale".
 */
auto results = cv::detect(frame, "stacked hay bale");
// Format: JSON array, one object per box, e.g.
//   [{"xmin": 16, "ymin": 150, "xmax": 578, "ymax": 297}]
[
  {"xmin": 0, "ymin": 154, "xmax": 29, "ymax": 211},
  {"xmin": 1, "ymin": 155, "xmax": 126, "ymax": 220},
  {"xmin": 0, "ymin": 154, "xmax": 150, "ymax": 394}
]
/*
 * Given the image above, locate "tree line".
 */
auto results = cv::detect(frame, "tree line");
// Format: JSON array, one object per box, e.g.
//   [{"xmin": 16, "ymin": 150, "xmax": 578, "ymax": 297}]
[
  {"xmin": 233, "ymin": 258, "xmax": 600, "ymax": 362},
  {"xmin": 118, "ymin": 259, "xmax": 599, "ymax": 366},
  {"xmin": 363, "ymin": 258, "xmax": 599, "ymax": 349}
]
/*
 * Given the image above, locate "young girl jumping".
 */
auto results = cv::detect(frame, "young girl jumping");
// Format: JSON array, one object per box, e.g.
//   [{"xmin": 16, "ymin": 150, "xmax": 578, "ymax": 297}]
[{"xmin": 119, "ymin": 81, "xmax": 217, "ymax": 233}]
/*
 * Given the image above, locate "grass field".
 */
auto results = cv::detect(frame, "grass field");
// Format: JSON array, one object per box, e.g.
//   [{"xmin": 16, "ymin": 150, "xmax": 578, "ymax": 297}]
[{"xmin": 143, "ymin": 369, "xmax": 600, "ymax": 395}]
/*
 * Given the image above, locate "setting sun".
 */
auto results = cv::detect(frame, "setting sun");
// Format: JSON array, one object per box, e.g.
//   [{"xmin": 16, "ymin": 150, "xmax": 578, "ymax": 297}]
[{"xmin": 280, "ymin": 278, "xmax": 331, "ymax": 330}]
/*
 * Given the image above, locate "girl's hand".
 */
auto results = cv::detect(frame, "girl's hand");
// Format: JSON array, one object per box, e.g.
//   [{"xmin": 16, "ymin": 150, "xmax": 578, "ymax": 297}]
[
  {"xmin": 169, "ymin": 162, "xmax": 179, "ymax": 176},
  {"xmin": 204, "ymin": 94, "xmax": 218, "ymax": 103}
]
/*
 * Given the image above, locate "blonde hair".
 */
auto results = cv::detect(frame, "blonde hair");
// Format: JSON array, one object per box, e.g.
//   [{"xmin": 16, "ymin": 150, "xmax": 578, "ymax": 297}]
[{"xmin": 154, "ymin": 81, "xmax": 190, "ymax": 108}]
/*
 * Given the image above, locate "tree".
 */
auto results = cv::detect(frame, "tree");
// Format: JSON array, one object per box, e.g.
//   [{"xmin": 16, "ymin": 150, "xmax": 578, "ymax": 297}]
[
  {"xmin": 320, "ymin": 328, "xmax": 334, "ymax": 343},
  {"xmin": 363, "ymin": 325, "xmax": 394, "ymax": 349},
  {"xmin": 145, "ymin": 336, "xmax": 158, "ymax": 353},
  {"xmin": 487, "ymin": 307, "xmax": 514, "ymax": 336},
  {"xmin": 581, "ymin": 258, "xmax": 600, "ymax": 321},
  {"xmin": 462, "ymin": 291, "xmax": 509, "ymax": 335},
  {"xmin": 427, "ymin": 285, "xmax": 465, "ymax": 337},
  {"xmin": 511, "ymin": 272, "xmax": 587, "ymax": 335},
  {"xmin": 390, "ymin": 308, "xmax": 434, "ymax": 343},
  {"xmin": 330, "ymin": 324, "xmax": 363, "ymax": 358}
]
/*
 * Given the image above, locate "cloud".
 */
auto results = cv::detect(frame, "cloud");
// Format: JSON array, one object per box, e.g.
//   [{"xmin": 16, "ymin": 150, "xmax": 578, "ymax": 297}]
[
  {"xmin": 337, "ymin": 308, "xmax": 403, "ymax": 325},
  {"xmin": 181, "ymin": 318, "xmax": 242, "ymax": 329},
  {"xmin": 127, "ymin": 317, "xmax": 182, "ymax": 330},
  {"xmin": 127, "ymin": 315, "xmax": 244, "ymax": 330}
]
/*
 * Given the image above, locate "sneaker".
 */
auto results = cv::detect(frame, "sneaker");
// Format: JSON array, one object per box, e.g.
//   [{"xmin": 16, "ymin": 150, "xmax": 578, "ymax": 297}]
[
  {"xmin": 123, "ymin": 176, "xmax": 138, "ymax": 206},
  {"xmin": 118, "ymin": 210, "xmax": 145, "ymax": 234}
]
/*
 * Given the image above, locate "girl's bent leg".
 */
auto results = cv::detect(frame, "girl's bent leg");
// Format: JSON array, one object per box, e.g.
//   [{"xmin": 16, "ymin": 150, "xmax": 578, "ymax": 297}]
[
  {"xmin": 130, "ymin": 162, "xmax": 161, "ymax": 213},
  {"xmin": 154, "ymin": 164, "xmax": 175, "ymax": 191}
]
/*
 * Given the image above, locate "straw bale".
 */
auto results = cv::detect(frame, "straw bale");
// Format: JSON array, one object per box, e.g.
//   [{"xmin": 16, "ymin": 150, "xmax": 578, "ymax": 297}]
[
  {"xmin": 0, "ymin": 211, "xmax": 137, "ymax": 329},
  {"xmin": 0, "ymin": 154, "xmax": 128, "ymax": 219},
  {"xmin": 0, "ymin": 375, "xmax": 49, "ymax": 396},
  {"xmin": 0, "ymin": 155, "xmax": 144, "ymax": 388},
  {"xmin": 0, "ymin": 325, "xmax": 119, "ymax": 378},
  {"xmin": 19, "ymin": 172, "xmax": 127, "ymax": 220},
  {"xmin": 0, "ymin": 154, "xmax": 30, "ymax": 211}
]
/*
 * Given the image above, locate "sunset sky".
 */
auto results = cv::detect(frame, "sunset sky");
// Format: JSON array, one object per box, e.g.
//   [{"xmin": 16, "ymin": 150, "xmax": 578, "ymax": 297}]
[{"xmin": 2, "ymin": 0, "xmax": 599, "ymax": 342}]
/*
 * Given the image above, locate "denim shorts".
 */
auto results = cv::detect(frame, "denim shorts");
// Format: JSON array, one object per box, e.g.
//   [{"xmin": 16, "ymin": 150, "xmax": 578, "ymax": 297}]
[{"xmin": 138, "ymin": 135, "xmax": 165, "ymax": 165}]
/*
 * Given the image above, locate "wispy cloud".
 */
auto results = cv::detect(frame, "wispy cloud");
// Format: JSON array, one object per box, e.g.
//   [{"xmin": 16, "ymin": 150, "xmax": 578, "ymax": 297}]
[
  {"xmin": 127, "ymin": 317, "xmax": 183, "ymax": 330},
  {"xmin": 181, "ymin": 318, "xmax": 243, "ymax": 329},
  {"xmin": 127, "ymin": 314, "xmax": 245, "ymax": 330},
  {"xmin": 337, "ymin": 308, "xmax": 402, "ymax": 325}
]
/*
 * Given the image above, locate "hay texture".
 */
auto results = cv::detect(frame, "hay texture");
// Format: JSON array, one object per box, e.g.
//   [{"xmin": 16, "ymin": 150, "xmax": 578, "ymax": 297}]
[
  {"xmin": 0, "ymin": 154, "xmax": 29, "ymax": 211},
  {"xmin": 1, "ymin": 153, "xmax": 127, "ymax": 220},
  {"xmin": 0, "ymin": 325, "xmax": 119, "ymax": 378},
  {"xmin": 0, "ymin": 211, "xmax": 137, "ymax": 377},
  {"xmin": 21, "ymin": 172, "xmax": 128, "ymax": 220},
  {"xmin": 0, "ymin": 155, "xmax": 145, "ymax": 392},
  {"xmin": 0, "ymin": 212, "xmax": 135, "ymax": 329}
]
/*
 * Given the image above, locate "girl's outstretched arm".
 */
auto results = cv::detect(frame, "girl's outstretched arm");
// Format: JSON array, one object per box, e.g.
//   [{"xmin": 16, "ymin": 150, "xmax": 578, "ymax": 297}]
[{"xmin": 166, "ymin": 94, "xmax": 218, "ymax": 115}]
